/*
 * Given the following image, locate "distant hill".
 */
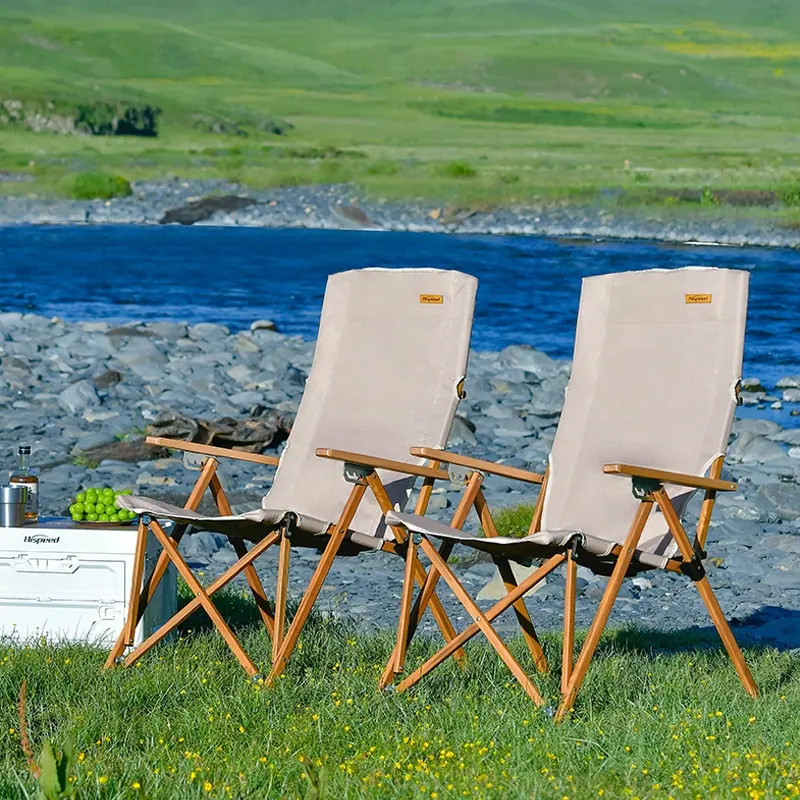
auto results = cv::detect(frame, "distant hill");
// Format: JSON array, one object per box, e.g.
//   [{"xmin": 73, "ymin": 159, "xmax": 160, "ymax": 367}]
[{"xmin": 2, "ymin": 0, "xmax": 799, "ymax": 206}]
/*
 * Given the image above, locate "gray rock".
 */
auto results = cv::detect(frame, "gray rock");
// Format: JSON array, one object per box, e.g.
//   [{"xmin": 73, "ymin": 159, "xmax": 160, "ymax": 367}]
[
  {"xmin": 783, "ymin": 388, "xmax": 800, "ymax": 403},
  {"xmin": 250, "ymin": 319, "xmax": 278, "ymax": 332},
  {"xmin": 73, "ymin": 432, "xmax": 118, "ymax": 452},
  {"xmin": 189, "ymin": 322, "xmax": 230, "ymax": 340},
  {"xmin": 228, "ymin": 390, "xmax": 266, "ymax": 408},
  {"xmin": 180, "ymin": 531, "xmax": 222, "ymax": 559},
  {"xmin": 741, "ymin": 378, "xmax": 765, "ymax": 392},
  {"xmin": 762, "ymin": 534, "xmax": 800, "ymax": 555},
  {"xmin": 776, "ymin": 376, "xmax": 800, "ymax": 390},
  {"xmin": 493, "ymin": 417, "xmax": 534, "ymax": 438},
  {"xmin": 59, "ymin": 379, "xmax": 101, "ymax": 414},
  {"xmin": 728, "ymin": 433, "xmax": 787, "ymax": 463},
  {"xmin": 772, "ymin": 429, "xmax": 800, "ymax": 446},
  {"xmin": 136, "ymin": 473, "xmax": 177, "ymax": 487},
  {"xmin": 447, "ymin": 416, "xmax": 477, "ymax": 446},
  {"xmin": 482, "ymin": 403, "xmax": 516, "ymax": 420},
  {"xmin": 114, "ymin": 338, "xmax": 168, "ymax": 368},
  {"xmin": 426, "ymin": 494, "xmax": 449, "ymax": 511},
  {"xmin": 732, "ymin": 419, "xmax": 782, "ymax": 437},
  {"xmin": 226, "ymin": 364, "xmax": 252, "ymax": 383},
  {"xmin": 147, "ymin": 321, "xmax": 188, "ymax": 340},
  {"xmin": 497, "ymin": 345, "xmax": 560, "ymax": 380},
  {"xmin": 234, "ymin": 333, "xmax": 261, "ymax": 354},
  {"xmin": 93, "ymin": 370, "xmax": 123, "ymax": 389},
  {"xmin": 758, "ymin": 483, "xmax": 800, "ymax": 520}
]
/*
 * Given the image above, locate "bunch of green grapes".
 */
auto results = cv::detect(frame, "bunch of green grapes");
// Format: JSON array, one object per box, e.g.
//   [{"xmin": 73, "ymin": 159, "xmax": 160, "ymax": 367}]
[{"xmin": 68, "ymin": 487, "xmax": 136, "ymax": 523}]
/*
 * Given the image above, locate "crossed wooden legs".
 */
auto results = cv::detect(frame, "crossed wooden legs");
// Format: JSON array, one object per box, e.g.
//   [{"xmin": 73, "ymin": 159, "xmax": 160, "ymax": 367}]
[
  {"xmin": 555, "ymin": 491, "xmax": 757, "ymax": 720},
  {"xmin": 105, "ymin": 456, "xmax": 279, "ymax": 674},
  {"xmin": 267, "ymin": 475, "xmax": 467, "ymax": 685},
  {"xmin": 395, "ymin": 550, "xmax": 565, "ymax": 702},
  {"xmin": 380, "ymin": 474, "xmax": 549, "ymax": 692},
  {"xmin": 382, "ymin": 488, "xmax": 756, "ymax": 718},
  {"xmin": 109, "ymin": 459, "xmax": 465, "ymax": 682}
]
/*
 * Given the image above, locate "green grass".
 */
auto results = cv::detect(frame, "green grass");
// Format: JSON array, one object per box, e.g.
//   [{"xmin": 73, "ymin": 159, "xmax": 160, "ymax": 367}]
[
  {"xmin": 1, "ymin": 589, "xmax": 797, "ymax": 799},
  {"xmin": 2, "ymin": 0, "xmax": 800, "ymax": 214},
  {"xmin": 490, "ymin": 504, "xmax": 536, "ymax": 538}
]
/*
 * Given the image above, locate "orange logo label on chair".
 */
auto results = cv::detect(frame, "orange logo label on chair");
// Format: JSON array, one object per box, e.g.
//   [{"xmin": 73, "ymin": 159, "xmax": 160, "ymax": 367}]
[
  {"xmin": 420, "ymin": 294, "xmax": 444, "ymax": 304},
  {"xmin": 685, "ymin": 293, "xmax": 712, "ymax": 304}
]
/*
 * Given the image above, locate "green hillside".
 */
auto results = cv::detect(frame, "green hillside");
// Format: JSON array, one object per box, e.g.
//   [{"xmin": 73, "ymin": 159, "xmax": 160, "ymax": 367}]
[{"xmin": 2, "ymin": 0, "xmax": 800, "ymax": 209}]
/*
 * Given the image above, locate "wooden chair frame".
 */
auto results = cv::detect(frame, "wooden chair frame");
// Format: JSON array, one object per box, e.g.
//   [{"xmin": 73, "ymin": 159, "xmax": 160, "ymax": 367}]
[
  {"xmin": 106, "ymin": 437, "xmax": 466, "ymax": 679},
  {"xmin": 383, "ymin": 447, "xmax": 758, "ymax": 718}
]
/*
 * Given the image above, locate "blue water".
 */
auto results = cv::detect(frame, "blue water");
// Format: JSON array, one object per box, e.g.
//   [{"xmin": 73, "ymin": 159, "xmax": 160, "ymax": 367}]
[{"xmin": 3, "ymin": 226, "xmax": 798, "ymax": 419}]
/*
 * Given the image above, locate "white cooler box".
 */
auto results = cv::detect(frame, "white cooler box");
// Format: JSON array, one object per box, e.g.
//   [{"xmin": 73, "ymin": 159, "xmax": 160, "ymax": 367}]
[{"xmin": 0, "ymin": 517, "xmax": 176, "ymax": 646}]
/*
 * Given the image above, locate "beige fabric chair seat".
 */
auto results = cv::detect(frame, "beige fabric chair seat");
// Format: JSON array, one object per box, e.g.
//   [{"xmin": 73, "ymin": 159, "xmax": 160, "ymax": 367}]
[
  {"xmin": 386, "ymin": 510, "xmax": 673, "ymax": 573},
  {"xmin": 120, "ymin": 494, "xmax": 386, "ymax": 554}
]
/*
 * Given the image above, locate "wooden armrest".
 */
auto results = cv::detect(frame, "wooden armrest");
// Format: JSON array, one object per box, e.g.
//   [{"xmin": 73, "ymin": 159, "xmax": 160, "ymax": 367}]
[
  {"xmin": 603, "ymin": 463, "xmax": 736, "ymax": 492},
  {"xmin": 410, "ymin": 447, "xmax": 545, "ymax": 485},
  {"xmin": 315, "ymin": 448, "xmax": 449, "ymax": 481},
  {"xmin": 146, "ymin": 436, "xmax": 281, "ymax": 467}
]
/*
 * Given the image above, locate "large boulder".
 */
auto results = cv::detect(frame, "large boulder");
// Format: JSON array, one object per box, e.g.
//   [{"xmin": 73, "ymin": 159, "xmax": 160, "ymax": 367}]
[{"xmin": 160, "ymin": 196, "xmax": 257, "ymax": 226}]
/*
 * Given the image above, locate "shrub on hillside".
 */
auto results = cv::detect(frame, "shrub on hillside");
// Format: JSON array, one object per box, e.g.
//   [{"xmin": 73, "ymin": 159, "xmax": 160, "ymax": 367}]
[
  {"xmin": 436, "ymin": 160, "xmax": 477, "ymax": 178},
  {"xmin": 367, "ymin": 160, "xmax": 400, "ymax": 176},
  {"xmin": 70, "ymin": 172, "xmax": 133, "ymax": 200}
]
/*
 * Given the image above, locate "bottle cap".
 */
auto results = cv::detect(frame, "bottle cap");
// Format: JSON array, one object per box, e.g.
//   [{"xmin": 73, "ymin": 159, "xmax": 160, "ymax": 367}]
[{"xmin": 17, "ymin": 446, "xmax": 31, "ymax": 455}]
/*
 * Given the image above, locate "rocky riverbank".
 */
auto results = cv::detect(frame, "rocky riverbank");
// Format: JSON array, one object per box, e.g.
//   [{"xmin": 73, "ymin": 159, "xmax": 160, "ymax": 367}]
[
  {"xmin": 2, "ymin": 312, "xmax": 799, "ymax": 649},
  {"xmin": 3, "ymin": 179, "xmax": 800, "ymax": 248}
]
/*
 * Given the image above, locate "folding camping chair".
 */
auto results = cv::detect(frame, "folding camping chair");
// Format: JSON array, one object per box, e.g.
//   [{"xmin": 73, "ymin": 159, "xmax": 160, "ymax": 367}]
[
  {"xmin": 106, "ymin": 268, "xmax": 477, "ymax": 680},
  {"xmin": 381, "ymin": 267, "xmax": 758, "ymax": 718}
]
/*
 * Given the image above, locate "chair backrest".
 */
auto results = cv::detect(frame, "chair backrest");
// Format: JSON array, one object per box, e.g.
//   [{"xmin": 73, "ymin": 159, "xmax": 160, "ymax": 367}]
[
  {"xmin": 264, "ymin": 268, "xmax": 477, "ymax": 537},
  {"xmin": 542, "ymin": 267, "xmax": 748, "ymax": 556}
]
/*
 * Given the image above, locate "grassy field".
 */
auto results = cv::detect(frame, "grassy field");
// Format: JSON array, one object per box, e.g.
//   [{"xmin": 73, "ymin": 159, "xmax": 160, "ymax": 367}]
[
  {"xmin": 0, "ymin": 594, "xmax": 797, "ymax": 800},
  {"xmin": 2, "ymin": 0, "xmax": 800, "ymax": 212}
]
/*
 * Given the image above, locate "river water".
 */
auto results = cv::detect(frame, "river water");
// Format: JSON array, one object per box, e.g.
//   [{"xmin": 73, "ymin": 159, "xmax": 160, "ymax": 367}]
[{"xmin": 3, "ymin": 225, "xmax": 798, "ymax": 405}]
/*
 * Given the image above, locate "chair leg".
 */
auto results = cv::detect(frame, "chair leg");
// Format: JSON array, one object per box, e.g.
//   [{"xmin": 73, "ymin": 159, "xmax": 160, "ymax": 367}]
[
  {"xmin": 370, "ymin": 470, "xmax": 474, "ymax": 689},
  {"xmin": 148, "ymin": 519, "xmax": 260, "ymax": 676},
  {"xmin": 653, "ymin": 488, "xmax": 758, "ymax": 699},
  {"xmin": 492, "ymin": 557, "xmax": 547, "ymax": 673},
  {"xmin": 393, "ymin": 536, "xmax": 419, "ymax": 676},
  {"xmin": 208, "ymin": 472, "xmax": 275, "ymax": 636},
  {"xmin": 104, "ymin": 526, "xmax": 186, "ymax": 669},
  {"xmin": 230, "ymin": 538, "xmax": 275, "ymax": 638},
  {"xmin": 106, "ymin": 457, "xmax": 220, "ymax": 669},
  {"xmin": 123, "ymin": 531, "xmax": 279, "ymax": 668},
  {"xmin": 562, "ymin": 547, "xmax": 577, "ymax": 694},
  {"xmin": 267, "ymin": 482, "xmax": 368, "ymax": 684},
  {"xmin": 379, "ymin": 539, "xmax": 457, "ymax": 690},
  {"xmin": 695, "ymin": 575, "xmax": 759, "ymax": 697},
  {"xmin": 396, "ymin": 553, "xmax": 564, "ymax": 693},
  {"xmin": 556, "ymin": 499, "xmax": 653, "ymax": 721},
  {"xmin": 408, "ymin": 548, "xmax": 466, "ymax": 663},
  {"xmin": 419, "ymin": 537, "xmax": 545, "ymax": 706},
  {"xmin": 475, "ymin": 490, "xmax": 545, "ymax": 670},
  {"xmin": 272, "ymin": 531, "xmax": 291, "ymax": 663},
  {"xmin": 123, "ymin": 520, "xmax": 148, "ymax": 646}
]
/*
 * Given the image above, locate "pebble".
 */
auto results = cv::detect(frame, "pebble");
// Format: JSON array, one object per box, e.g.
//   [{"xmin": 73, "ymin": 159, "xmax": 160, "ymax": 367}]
[
  {"xmin": 3, "ymin": 178, "xmax": 800, "ymax": 248},
  {"xmin": 0, "ymin": 311, "xmax": 797, "ymax": 649}
]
